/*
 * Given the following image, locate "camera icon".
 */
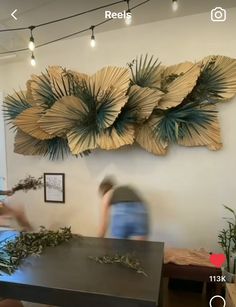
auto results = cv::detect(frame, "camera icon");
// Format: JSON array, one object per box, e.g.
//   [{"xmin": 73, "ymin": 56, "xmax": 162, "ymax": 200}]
[{"xmin": 211, "ymin": 7, "xmax": 227, "ymax": 22}]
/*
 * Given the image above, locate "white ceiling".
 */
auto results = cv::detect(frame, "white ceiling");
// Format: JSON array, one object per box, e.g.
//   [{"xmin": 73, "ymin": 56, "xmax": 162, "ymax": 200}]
[{"xmin": 0, "ymin": 0, "xmax": 236, "ymax": 62}]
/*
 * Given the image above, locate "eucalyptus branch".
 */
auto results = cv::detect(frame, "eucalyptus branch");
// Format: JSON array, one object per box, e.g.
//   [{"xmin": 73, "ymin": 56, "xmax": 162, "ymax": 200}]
[{"xmin": 89, "ymin": 253, "xmax": 148, "ymax": 277}]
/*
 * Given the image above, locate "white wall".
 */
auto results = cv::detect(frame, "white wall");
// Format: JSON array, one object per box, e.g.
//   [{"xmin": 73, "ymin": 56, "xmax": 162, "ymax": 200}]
[{"xmin": 1, "ymin": 9, "xmax": 236, "ymax": 250}]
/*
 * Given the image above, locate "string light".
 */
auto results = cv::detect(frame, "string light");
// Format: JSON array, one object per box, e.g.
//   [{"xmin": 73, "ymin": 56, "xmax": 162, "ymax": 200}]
[
  {"xmin": 30, "ymin": 53, "xmax": 36, "ymax": 66},
  {"xmin": 90, "ymin": 26, "xmax": 96, "ymax": 48},
  {"xmin": 125, "ymin": 0, "xmax": 132, "ymax": 25},
  {"xmin": 28, "ymin": 26, "xmax": 36, "ymax": 51},
  {"xmin": 0, "ymin": 0, "xmax": 151, "ymax": 59},
  {"xmin": 172, "ymin": 0, "xmax": 179, "ymax": 12}
]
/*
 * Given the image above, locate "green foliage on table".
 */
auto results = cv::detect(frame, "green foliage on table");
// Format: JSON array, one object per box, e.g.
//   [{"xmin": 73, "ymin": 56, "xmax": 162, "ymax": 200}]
[
  {"xmin": 89, "ymin": 253, "xmax": 147, "ymax": 276},
  {"xmin": 0, "ymin": 227, "xmax": 72, "ymax": 275}
]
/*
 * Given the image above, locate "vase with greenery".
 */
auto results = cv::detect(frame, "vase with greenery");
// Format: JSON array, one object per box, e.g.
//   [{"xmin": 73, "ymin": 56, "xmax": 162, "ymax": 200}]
[{"xmin": 218, "ymin": 205, "xmax": 236, "ymax": 282}]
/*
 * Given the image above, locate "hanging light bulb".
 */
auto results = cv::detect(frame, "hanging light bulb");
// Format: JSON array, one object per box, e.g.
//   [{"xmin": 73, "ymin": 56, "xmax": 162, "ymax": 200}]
[
  {"xmin": 28, "ymin": 26, "xmax": 36, "ymax": 51},
  {"xmin": 30, "ymin": 53, "xmax": 36, "ymax": 66},
  {"xmin": 125, "ymin": 0, "xmax": 132, "ymax": 25},
  {"xmin": 172, "ymin": 0, "xmax": 179, "ymax": 12},
  {"xmin": 90, "ymin": 26, "xmax": 96, "ymax": 48}
]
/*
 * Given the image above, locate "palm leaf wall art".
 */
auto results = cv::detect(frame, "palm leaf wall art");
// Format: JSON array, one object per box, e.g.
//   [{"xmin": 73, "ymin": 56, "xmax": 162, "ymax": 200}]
[{"xmin": 3, "ymin": 54, "xmax": 236, "ymax": 160}]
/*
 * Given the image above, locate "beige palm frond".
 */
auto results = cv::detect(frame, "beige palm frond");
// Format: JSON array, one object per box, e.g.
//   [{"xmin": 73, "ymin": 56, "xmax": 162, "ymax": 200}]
[
  {"xmin": 14, "ymin": 129, "xmax": 44, "ymax": 156},
  {"xmin": 47, "ymin": 66, "xmax": 72, "ymax": 97},
  {"xmin": 129, "ymin": 54, "xmax": 164, "ymax": 89},
  {"xmin": 88, "ymin": 66, "xmax": 130, "ymax": 98},
  {"xmin": 158, "ymin": 62, "xmax": 201, "ymax": 109},
  {"xmin": 136, "ymin": 117, "xmax": 168, "ymax": 155},
  {"xmin": 98, "ymin": 124, "xmax": 135, "ymax": 150},
  {"xmin": 127, "ymin": 85, "xmax": 163, "ymax": 121},
  {"xmin": 67, "ymin": 127, "xmax": 97, "ymax": 154},
  {"xmin": 14, "ymin": 129, "xmax": 70, "ymax": 159},
  {"xmin": 194, "ymin": 55, "xmax": 236, "ymax": 102},
  {"xmin": 84, "ymin": 66, "xmax": 130, "ymax": 129},
  {"xmin": 177, "ymin": 104, "xmax": 222, "ymax": 150},
  {"xmin": 14, "ymin": 106, "xmax": 54, "ymax": 140},
  {"xmin": 67, "ymin": 70, "xmax": 89, "ymax": 84},
  {"xmin": 39, "ymin": 95, "xmax": 88, "ymax": 137},
  {"xmin": 26, "ymin": 72, "xmax": 56, "ymax": 108}
]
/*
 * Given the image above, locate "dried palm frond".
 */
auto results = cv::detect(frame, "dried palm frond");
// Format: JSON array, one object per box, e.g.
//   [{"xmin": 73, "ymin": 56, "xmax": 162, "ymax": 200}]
[
  {"xmin": 158, "ymin": 62, "xmax": 201, "ymax": 109},
  {"xmin": 14, "ymin": 106, "xmax": 54, "ymax": 140},
  {"xmin": 64, "ymin": 67, "xmax": 130, "ymax": 154},
  {"xmin": 39, "ymin": 96, "xmax": 88, "ymax": 137},
  {"xmin": 136, "ymin": 101, "xmax": 221, "ymax": 155},
  {"xmin": 14, "ymin": 129, "xmax": 70, "ymax": 160},
  {"xmin": 3, "ymin": 91, "xmax": 31, "ymax": 128},
  {"xmin": 176, "ymin": 104, "xmax": 222, "ymax": 150},
  {"xmin": 189, "ymin": 55, "xmax": 236, "ymax": 103},
  {"xmin": 129, "ymin": 54, "xmax": 164, "ymax": 89},
  {"xmin": 26, "ymin": 72, "xmax": 57, "ymax": 108},
  {"xmin": 47, "ymin": 66, "xmax": 74, "ymax": 98},
  {"xmin": 98, "ymin": 85, "xmax": 162, "ymax": 150},
  {"xmin": 126, "ymin": 85, "xmax": 163, "ymax": 121},
  {"xmin": 136, "ymin": 116, "xmax": 168, "ymax": 155}
]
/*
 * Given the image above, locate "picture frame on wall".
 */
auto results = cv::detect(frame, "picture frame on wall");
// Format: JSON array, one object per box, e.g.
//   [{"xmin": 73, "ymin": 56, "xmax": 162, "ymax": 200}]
[{"xmin": 44, "ymin": 173, "xmax": 65, "ymax": 203}]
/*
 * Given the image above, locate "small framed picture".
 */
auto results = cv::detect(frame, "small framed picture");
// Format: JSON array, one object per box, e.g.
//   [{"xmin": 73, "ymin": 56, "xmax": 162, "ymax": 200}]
[{"xmin": 44, "ymin": 173, "xmax": 65, "ymax": 203}]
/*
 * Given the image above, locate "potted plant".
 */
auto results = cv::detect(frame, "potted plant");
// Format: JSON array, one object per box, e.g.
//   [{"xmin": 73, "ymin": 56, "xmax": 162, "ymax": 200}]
[{"xmin": 218, "ymin": 205, "xmax": 236, "ymax": 282}]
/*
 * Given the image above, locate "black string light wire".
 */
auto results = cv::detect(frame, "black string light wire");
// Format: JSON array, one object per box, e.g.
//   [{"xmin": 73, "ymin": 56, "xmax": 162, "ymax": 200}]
[
  {"xmin": 0, "ymin": 0, "xmax": 151, "ymax": 56},
  {"xmin": 0, "ymin": 0, "xmax": 125, "ymax": 33}
]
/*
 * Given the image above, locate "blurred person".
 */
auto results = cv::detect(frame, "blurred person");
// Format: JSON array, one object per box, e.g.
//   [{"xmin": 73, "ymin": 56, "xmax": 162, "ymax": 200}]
[
  {"xmin": 98, "ymin": 176, "xmax": 149, "ymax": 240},
  {"xmin": 0, "ymin": 200, "xmax": 32, "ymax": 231}
]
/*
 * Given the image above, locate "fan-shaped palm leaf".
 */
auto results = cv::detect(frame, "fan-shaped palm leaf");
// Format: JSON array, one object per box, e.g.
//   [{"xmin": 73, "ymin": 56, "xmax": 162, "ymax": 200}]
[
  {"xmin": 39, "ymin": 96, "xmax": 88, "ymax": 137},
  {"xmin": 26, "ymin": 72, "xmax": 57, "ymax": 108},
  {"xmin": 14, "ymin": 106, "xmax": 54, "ymax": 140},
  {"xmin": 129, "ymin": 54, "xmax": 164, "ymax": 89},
  {"xmin": 47, "ymin": 66, "xmax": 74, "ymax": 98},
  {"xmin": 136, "ymin": 101, "xmax": 221, "ymax": 155},
  {"xmin": 158, "ymin": 62, "xmax": 201, "ymax": 109},
  {"xmin": 189, "ymin": 55, "xmax": 236, "ymax": 103},
  {"xmin": 14, "ymin": 129, "xmax": 70, "ymax": 160},
  {"xmin": 98, "ymin": 85, "xmax": 162, "ymax": 150},
  {"xmin": 3, "ymin": 91, "xmax": 31, "ymax": 127},
  {"xmin": 136, "ymin": 117, "xmax": 168, "ymax": 155},
  {"xmin": 63, "ymin": 67, "xmax": 130, "ymax": 154}
]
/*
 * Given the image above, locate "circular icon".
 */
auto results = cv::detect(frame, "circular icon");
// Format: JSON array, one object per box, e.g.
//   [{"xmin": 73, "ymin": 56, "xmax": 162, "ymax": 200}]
[{"xmin": 209, "ymin": 295, "xmax": 226, "ymax": 307}]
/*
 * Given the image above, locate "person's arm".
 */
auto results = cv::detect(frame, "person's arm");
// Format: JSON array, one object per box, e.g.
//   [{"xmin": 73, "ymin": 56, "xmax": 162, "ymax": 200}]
[
  {"xmin": 0, "ymin": 202, "xmax": 32, "ymax": 231},
  {"xmin": 0, "ymin": 190, "xmax": 14, "ymax": 196},
  {"xmin": 98, "ymin": 191, "xmax": 111, "ymax": 238}
]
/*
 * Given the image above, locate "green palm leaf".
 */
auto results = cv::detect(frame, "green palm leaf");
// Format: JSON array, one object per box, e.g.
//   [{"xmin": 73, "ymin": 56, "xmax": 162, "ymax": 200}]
[
  {"xmin": 129, "ymin": 54, "xmax": 163, "ymax": 89},
  {"xmin": 136, "ymin": 101, "xmax": 221, "ymax": 155},
  {"xmin": 14, "ymin": 129, "xmax": 70, "ymax": 160},
  {"xmin": 189, "ymin": 55, "xmax": 236, "ymax": 103},
  {"xmin": 3, "ymin": 91, "xmax": 31, "ymax": 128}
]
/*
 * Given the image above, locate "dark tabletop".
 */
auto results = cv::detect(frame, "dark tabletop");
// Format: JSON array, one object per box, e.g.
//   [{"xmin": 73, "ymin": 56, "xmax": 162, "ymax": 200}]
[{"xmin": 0, "ymin": 231, "xmax": 164, "ymax": 307}]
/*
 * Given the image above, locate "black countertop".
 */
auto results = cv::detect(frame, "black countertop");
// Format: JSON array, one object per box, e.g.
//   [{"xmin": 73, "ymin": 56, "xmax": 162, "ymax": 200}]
[{"xmin": 0, "ymin": 231, "xmax": 164, "ymax": 307}]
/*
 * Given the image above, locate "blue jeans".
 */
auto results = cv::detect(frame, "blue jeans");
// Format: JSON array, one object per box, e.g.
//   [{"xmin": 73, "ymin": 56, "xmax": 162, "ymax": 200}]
[{"xmin": 110, "ymin": 202, "xmax": 149, "ymax": 239}]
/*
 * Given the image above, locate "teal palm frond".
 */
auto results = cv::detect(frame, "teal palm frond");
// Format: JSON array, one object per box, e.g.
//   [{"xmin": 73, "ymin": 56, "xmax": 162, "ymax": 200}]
[
  {"xmin": 128, "ymin": 54, "xmax": 163, "ymax": 89},
  {"xmin": 188, "ymin": 55, "xmax": 236, "ymax": 104},
  {"xmin": 152, "ymin": 101, "xmax": 218, "ymax": 143},
  {"xmin": 3, "ymin": 91, "xmax": 31, "ymax": 127},
  {"xmin": 14, "ymin": 129, "xmax": 70, "ymax": 160}
]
